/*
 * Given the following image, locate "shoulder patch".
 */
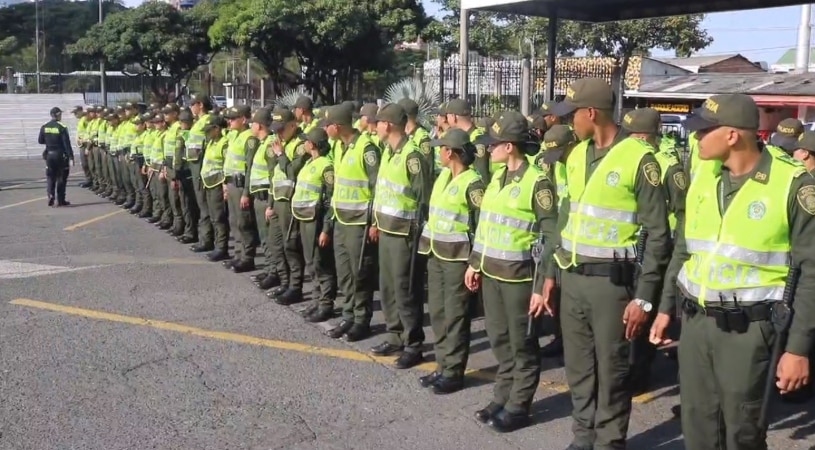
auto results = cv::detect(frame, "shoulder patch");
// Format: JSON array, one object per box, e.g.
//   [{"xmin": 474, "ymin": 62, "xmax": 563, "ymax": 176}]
[
  {"xmin": 476, "ymin": 144, "xmax": 486, "ymax": 157},
  {"xmin": 296, "ymin": 143, "xmax": 307, "ymax": 156},
  {"xmin": 468, "ymin": 188, "xmax": 484, "ymax": 207},
  {"xmin": 536, "ymin": 189, "xmax": 554, "ymax": 210},
  {"xmin": 246, "ymin": 137, "xmax": 259, "ymax": 151},
  {"xmin": 323, "ymin": 169, "xmax": 334, "ymax": 185},
  {"xmin": 420, "ymin": 141, "xmax": 432, "ymax": 155},
  {"xmin": 672, "ymin": 171, "xmax": 687, "ymax": 190},
  {"xmin": 407, "ymin": 157, "xmax": 422, "ymax": 175},
  {"xmin": 796, "ymin": 184, "xmax": 815, "ymax": 215},
  {"xmin": 364, "ymin": 150, "xmax": 378, "ymax": 167},
  {"xmin": 643, "ymin": 161, "xmax": 661, "ymax": 187}
]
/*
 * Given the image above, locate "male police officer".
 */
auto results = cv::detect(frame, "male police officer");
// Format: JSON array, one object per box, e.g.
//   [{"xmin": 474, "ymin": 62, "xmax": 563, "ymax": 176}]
[
  {"xmin": 651, "ymin": 94, "xmax": 815, "ymax": 450},
  {"xmin": 446, "ymin": 99, "xmax": 487, "ymax": 181},
  {"xmin": 39, "ymin": 107, "xmax": 74, "ymax": 207},
  {"xmin": 549, "ymin": 78, "xmax": 673, "ymax": 450},
  {"xmin": 769, "ymin": 118, "xmax": 806, "ymax": 157}
]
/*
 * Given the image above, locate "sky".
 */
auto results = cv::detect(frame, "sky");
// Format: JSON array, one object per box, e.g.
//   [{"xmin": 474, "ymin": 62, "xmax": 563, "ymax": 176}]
[{"xmin": 120, "ymin": 0, "xmax": 807, "ymax": 65}]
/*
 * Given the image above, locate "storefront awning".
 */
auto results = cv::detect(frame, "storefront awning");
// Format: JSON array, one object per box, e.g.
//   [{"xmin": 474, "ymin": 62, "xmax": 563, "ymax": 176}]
[{"xmin": 751, "ymin": 95, "xmax": 815, "ymax": 107}]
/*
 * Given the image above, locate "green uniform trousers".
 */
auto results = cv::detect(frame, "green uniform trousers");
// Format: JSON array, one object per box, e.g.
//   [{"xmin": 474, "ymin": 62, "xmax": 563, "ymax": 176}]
[
  {"xmin": 253, "ymin": 195, "xmax": 274, "ymax": 274},
  {"xmin": 226, "ymin": 183, "xmax": 259, "ymax": 262},
  {"xmin": 301, "ymin": 219, "xmax": 337, "ymax": 309},
  {"xmin": 560, "ymin": 270, "xmax": 632, "ymax": 450},
  {"xmin": 679, "ymin": 309, "xmax": 774, "ymax": 450},
  {"xmin": 274, "ymin": 201, "xmax": 304, "ymax": 290},
  {"xmin": 89, "ymin": 147, "xmax": 99, "ymax": 188},
  {"xmin": 168, "ymin": 178, "xmax": 184, "ymax": 232},
  {"xmin": 191, "ymin": 162, "xmax": 213, "ymax": 247},
  {"xmin": 177, "ymin": 168, "xmax": 198, "ymax": 239},
  {"xmin": 79, "ymin": 144, "xmax": 91, "ymax": 183},
  {"xmin": 107, "ymin": 154, "xmax": 121, "ymax": 199},
  {"xmin": 158, "ymin": 177, "xmax": 172, "ymax": 225},
  {"xmin": 335, "ymin": 222, "xmax": 376, "ymax": 325},
  {"xmin": 378, "ymin": 231, "xmax": 425, "ymax": 350},
  {"xmin": 427, "ymin": 255, "xmax": 472, "ymax": 378},
  {"xmin": 120, "ymin": 155, "xmax": 133, "ymax": 203},
  {"xmin": 206, "ymin": 184, "xmax": 229, "ymax": 253},
  {"xmin": 131, "ymin": 158, "xmax": 148, "ymax": 212},
  {"xmin": 100, "ymin": 151, "xmax": 110, "ymax": 191},
  {"xmin": 94, "ymin": 148, "xmax": 104, "ymax": 190},
  {"xmin": 482, "ymin": 275, "xmax": 540, "ymax": 414}
]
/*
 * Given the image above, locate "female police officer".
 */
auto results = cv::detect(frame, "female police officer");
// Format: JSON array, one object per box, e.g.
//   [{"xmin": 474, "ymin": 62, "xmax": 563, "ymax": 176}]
[
  {"xmin": 464, "ymin": 110, "xmax": 560, "ymax": 432},
  {"xmin": 417, "ymin": 128, "xmax": 485, "ymax": 395}
]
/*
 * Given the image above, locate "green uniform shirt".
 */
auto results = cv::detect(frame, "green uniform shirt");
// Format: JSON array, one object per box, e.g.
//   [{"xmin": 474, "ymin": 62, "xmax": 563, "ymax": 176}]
[{"xmin": 661, "ymin": 147, "xmax": 815, "ymax": 356}]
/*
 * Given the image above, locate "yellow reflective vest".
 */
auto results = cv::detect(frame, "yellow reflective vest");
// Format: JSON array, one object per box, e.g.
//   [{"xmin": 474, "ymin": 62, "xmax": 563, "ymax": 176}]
[
  {"xmin": 555, "ymin": 137, "xmax": 650, "ymax": 268},
  {"xmin": 678, "ymin": 153, "xmax": 804, "ymax": 304},
  {"xmin": 201, "ymin": 134, "xmax": 229, "ymax": 188},
  {"xmin": 417, "ymin": 167, "xmax": 481, "ymax": 261},
  {"xmin": 332, "ymin": 133, "xmax": 375, "ymax": 226},
  {"xmin": 249, "ymin": 136, "xmax": 273, "ymax": 193},
  {"xmin": 292, "ymin": 155, "xmax": 332, "ymax": 221},
  {"xmin": 185, "ymin": 114, "xmax": 211, "ymax": 161},
  {"xmin": 373, "ymin": 141, "xmax": 422, "ymax": 235},
  {"xmin": 272, "ymin": 137, "xmax": 305, "ymax": 201},
  {"xmin": 223, "ymin": 129, "xmax": 253, "ymax": 175}
]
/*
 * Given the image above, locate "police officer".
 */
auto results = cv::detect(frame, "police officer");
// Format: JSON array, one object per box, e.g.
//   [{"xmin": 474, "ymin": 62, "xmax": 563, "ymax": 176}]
[
  {"xmin": 549, "ymin": 78, "xmax": 672, "ymax": 450},
  {"xmin": 768, "ymin": 118, "xmax": 805, "ymax": 159},
  {"xmin": 446, "ymin": 99, "xmax": 487, "ymax": 180},
  {"xmin": 370, "ymin": 103, "xmax": 431, "ymax": 368},
  {"xmin": 464, "ymin": 110, "xmax": 559, "ymax": 432},
  {"xmin": 791, "ymin": 130, "xmax": 815, "ymax": 175},
  {"xmin": 621, "ymin": 107, "xmax": 689, "ymax": 392},
  {"xmin": 324, "ymin": 105, "xmax": 381, "ymax": 341},
  {"xmin": 294, "ymin": 96, "xmax": 319, "ymax": 133},
  {"xmin": 162, "ymin": 104, "xmax": 184, "ymax": 237},
  {"xmin": 152, "ymin": 114, "xmax": 175, "ymax": 231},
  {"xmin": 171, "ymin": 109, "xmax": 199, "ymax": 244},
  {"xmin": 187, "ymin": 94, "xmax": 215, "ymax": 253},
  {"xmin": 199, "ymin": 115, "xmax": 231, "ymax": 262},
  {"xmin": 358, "ymin": 103, "xmax": 381, "ymax": 147},
  {"xmin": 222, "ymin": 104, "xmax": 261, "ymax": 273},
  {"xmin": 397, "ymin": 98, "xmax": 432, "ymax": 169},
  {"xmin": 650, "ymin": 93, "xmax": 815, "ymax": 450},
  {"xmin": 418, "ymin": 128, "xmax": 485, "ymax": 395},
  {"xmin": 268, "ymin": 107, "xmax": 309, "ymax": 303},
  {"xmin": 536, "ymin": 125, "xmax": 578, "ymax": 359},
  {"xmin": 118, "ymin": 103, "xmax": 139, "ymax": 210},
  {"xmin": 539, "ymin": 101, "xmax": 561, "ymax": 128},
  {"xmin": 129, "ymin": 113, "xmax": 151, "ymax": 217},
  {"xmin": 293, "ymin": 127, "xmax": 337, "ymax": 323},
  {"xmin": 38, "ymin": 107, "xmax": 74, "ymax": 207},
  {"xmin": 73, "ymin": 106, "xmax": 93, "ymax": 188}
]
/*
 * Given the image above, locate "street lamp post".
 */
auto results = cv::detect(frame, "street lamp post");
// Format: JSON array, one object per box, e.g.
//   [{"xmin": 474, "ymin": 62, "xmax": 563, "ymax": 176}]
[
  {"xmin": 99, "ymin": 0, "xmax": 107, "ymax": 106},
  {"xmin": 35, "ymin": 0, "xmax": 40, "ymax": 93}
]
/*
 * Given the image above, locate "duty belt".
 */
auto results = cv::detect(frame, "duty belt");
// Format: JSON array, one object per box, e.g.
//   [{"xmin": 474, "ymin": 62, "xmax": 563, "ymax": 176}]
[
  {"xmin": 682, "ymin": 297, "xmax": 773, "ymax": 333},
  {"xmin": 566, "ymin": 263, "xmax": 616, "ymax": 277}
]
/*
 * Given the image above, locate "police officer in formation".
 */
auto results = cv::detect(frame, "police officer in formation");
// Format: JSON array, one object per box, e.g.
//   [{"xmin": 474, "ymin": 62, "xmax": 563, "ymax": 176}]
[
  {"xmin": 39, "ymin": 106, "xmax": 74, "ymax": 207},
  {"xmin": 70, "ymin": 82, "xmax": 812, "ymax": 448}
]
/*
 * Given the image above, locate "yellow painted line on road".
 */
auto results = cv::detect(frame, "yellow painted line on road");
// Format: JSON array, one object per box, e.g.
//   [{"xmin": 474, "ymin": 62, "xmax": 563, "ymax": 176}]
[
  {"xmin": 0, "ymin": 196, "xmax": 48, "ymax": 210},
  {"xmin": 63, "ymin": 209, "xmax": 126, "ymax": 231},
  {"xmin": 10, "ymin": 298, "xmax": 658, "ymax": 403}
]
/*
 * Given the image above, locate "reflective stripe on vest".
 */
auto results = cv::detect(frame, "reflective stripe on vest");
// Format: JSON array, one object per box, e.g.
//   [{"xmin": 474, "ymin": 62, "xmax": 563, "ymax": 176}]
[
  {"xmin": 272, "ymin": 137, "xmax": 304, "ymax": 201},
  {"xmin": 417, "ymin": 168, "xmax": 480, "ymax": 261},
  {"xmin": 249, "ymin": 135, "xmax": 273, "ymax": 193},
  {"xmin": 223, "ymin": 129, "xmax": 253, "ymax": 175},
  {"xmin": 471, "ymin": 165, "xmax": 541, "ymax": 282},
  {"xmin": 132, "ymin": 132, "xmax": 144, "ymax": 155},
  {"xmin": 292, "ymin": 156, "xmax": 332, "ymax": 221},
  {"xmin": 332, "ymin": 133, "xmax": 375, "ymax": 226},
  {"xmin": 373, "ymin": 142, "xmax": 421, "ymax": 235},
  {"xmin": 677, "ymin": 153, "xmax": 801, "ymax": 305},
  {"xmin": 555, "ymin": 137, "xmax": 649, "ymax": 269},
  {"xmin": 163, "ymin": 122, "xmax": 180, "ymax": 160},
  {"xmin": 185, "ymin": 114, "xmax": 210, "ymax": 161},
  {"xmin": 201, "ymin": 135, "xmax": 229, "ymax": 188}
]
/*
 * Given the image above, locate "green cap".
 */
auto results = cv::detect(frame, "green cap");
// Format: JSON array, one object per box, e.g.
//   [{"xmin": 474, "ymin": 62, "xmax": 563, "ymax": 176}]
[
  {"xmin": 429, "ymin": 128, "xmax": 471, "ymax": 150},
  {"xmin": 71, "ymin": 105, "xmax": 83, "ymax": 113},
  {"xmin": 360, "ymin": 103, "xmax": 379, "ymax": 120},
  {"xmin": 552, "ymin": 78, "xmax": 615, "ymax": 116},
  {"xmin": 224, "ymin": 104, "xmax": 251, "ymax": 119},
  {"xmin": 150, "ymin": 113, "xmax": 165, "ymax": 123},
  {"xmin": 294, "ymin": 95, "xmax": 313, "ymax": 110},
  {"xmin": 794, "ymin": 130, "xmax": 815, "ymax": 153},
  {"xmin": 270, "ymin": 107, "xmax": 296, "ymax": 132},
  {"xmin": 204, "ymin": 115, "xmax": 227, "ymax": 131},
  {"xmin": 178, "ymin": 109, "xmax": 194, "ymax": 123},
  {"xmin": 683, "ymin": 94, "xmax": 759, "ymax": 131},
  {"xmin": 190, "ymin": 93, "xmax": 212, "ymax": 109},
  {"xmin": 622, "ymin": 108, "xmax": 661, "ymax": 134},
  {"xmin": 432, "ymin": 102, "xmax": 448, "ymax": 116},
  {"xmin": 376, "ymin": 103, "xmax": 407, "ymax": 126},
  {"xmin": 324, "ymin": 105, "xmax": 353, "ymax": 127},
  {"xmin": 540, "ymin": 101, "xmax": 557, "ymax": 115},
  {"xmin": 251, "ymin": 108, "xmax": 273, "ymax": 127},
  {"xmin": 446, "ymin": 98, "xmax": 471, "ymax": 116},
  {"xmin": 300, "ymin": 127, "xmax": 329, "ymax": 146},
  {"xmin": 529, "ymin": 111, "xmax": 547, "ymax": 131},
  {"xmin": 139, "ymin": 113, "xmax": 153, "ymax": 123},
  {"xmin": 542, "ymin": 125, "xmax": 578, "ymax": 164},
  {"xmin": 476, "ymin": 116, "xmax": 495, "ymax": 130},
  {"xmin": 161, "ymin": 103, "xmax": 180, "ymax": 114},
  {"xmin": 397, "ymin": 98, "xmax": 419, "ymax": 117},
  {"xmin": 474, "ymin": 110, "xmax": 530, "ymax": 145},
  {"xmin": 770, "ymin": 118, "xmax": 805, "ymax": 151}
]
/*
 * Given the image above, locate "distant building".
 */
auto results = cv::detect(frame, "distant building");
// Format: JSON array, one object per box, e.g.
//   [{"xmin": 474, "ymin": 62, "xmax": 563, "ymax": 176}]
[
  {"xmin": 771, "ymin": 48, "xmax": 815, "ymax": 73},
  {"xmin": 150, "ymin": 0, "xmax": 197, "ymax": 10},
  {"xmin": 655, "ymin": 54, "xmax": 765, "ymax": 74},
  {"xmin": 0, "ymin": 0, "xmax": 29, "ymax": 7}
]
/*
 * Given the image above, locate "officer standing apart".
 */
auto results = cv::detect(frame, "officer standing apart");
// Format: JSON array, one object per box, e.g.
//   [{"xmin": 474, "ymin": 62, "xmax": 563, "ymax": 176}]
[
  {"xmin": 418, "ymin": 128, "xmax": 485, "ymax": 395},
  {"xmin": 39, "ymin": 107, "xmax": 74, "ymax": 207},
  {"xmin": 292, "ymin": 127, "xmax": 337, "ymax": 323},
  {"xmin": 549, "ymin": 78, "xmax": 672, "ymax": 450},
  {"xmin": 370, "ymin": 103, "xmax": 431, "ymax": 368},
  {"xmin": 222, "ymin": 104, "xmax": 261, "ymax": 273},
  {"xmin": 325, "ymin": 105, "xmax": 381, "ymax": 341},
  {"xmin": 650, "ymin": 94, "xmax": 815, "ymax": 450}
]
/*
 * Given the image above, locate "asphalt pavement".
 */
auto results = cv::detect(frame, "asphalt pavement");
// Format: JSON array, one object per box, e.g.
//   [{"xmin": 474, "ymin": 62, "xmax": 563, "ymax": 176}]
[{"xmin": 1, "ymin": 159, "xmax": 813, "ymax": 450}]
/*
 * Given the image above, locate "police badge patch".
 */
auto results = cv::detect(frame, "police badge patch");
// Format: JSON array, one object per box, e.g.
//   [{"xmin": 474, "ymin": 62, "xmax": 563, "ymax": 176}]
[
  {"xmin": 296, "ymin": 144, "xmax": 307, "ymax": 156},
  {"xmin": 673, "ymin": 171, "xmax": 687, "ymax": 190},
  {"xmin": 643, "ymin": 162, "xmax": 661, "ymax": 187},
  {"xmin": 476, "ymin": 144, "xmax": 486, "ymax": 157},
  {"xmin": 747, "ymin": 201, "xmax": 766, "ymax": 220},
  {"xmin": 407, "ymin": 157, "xmax": 421, "ymax": 175},
  {"xmin": 796, "ymin": 185, "xmax": 815, "ymax": 215},
  {"xmin": 536, "ymin": 189, "xmax": 553, "ymax": 210},
  {"xmin": 510, "ymin": 186, "xmax": 521, "ymax": 198},
  {"xmin": 421, "ymin": 141, "xmax": 432, "ymax": 155},
  {"xmin": 469, "ymin": 188, "xmax": 484, "ymax": 207},
  {"xmin": 449, "ymin": 185, "xmax": 459, "ymax": 196},
  {"xmin": 323, "ymin": 170, "xmax": 334, "ymax": 185},
  {"xmin": 363, "ymin": 150, "xmax": 377, "ymax": 166},
  {"xmin": 606, "ymin": 171, "xmax": 620, "ymax": 187}
]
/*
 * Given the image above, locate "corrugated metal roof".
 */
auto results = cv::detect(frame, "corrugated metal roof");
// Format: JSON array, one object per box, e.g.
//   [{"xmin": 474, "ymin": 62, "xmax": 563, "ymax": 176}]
[
  {"xmin": 655, "ymin": 55, "xmax": 740, "ymax": 68},
  {"xmin": 634, "ymin": 73, "xmax": 815, "ymax": 96}
]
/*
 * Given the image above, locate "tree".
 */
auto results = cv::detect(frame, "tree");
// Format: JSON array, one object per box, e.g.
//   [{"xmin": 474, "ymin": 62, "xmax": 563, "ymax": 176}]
[
  {"xmin": 68, "ymin": 1, "xmax": 218, "ymax": 101},
  {"xmin": 210, "ymin": 0, "xmax": 428, "ymax": 102},
  {"xmin": 576, "ymin": 15, "xmax": 713, "ymax": 115}
]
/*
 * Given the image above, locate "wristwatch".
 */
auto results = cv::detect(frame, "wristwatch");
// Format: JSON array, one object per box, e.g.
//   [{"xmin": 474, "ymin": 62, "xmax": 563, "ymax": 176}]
[{"xmin": 634, "ymin": 299, "xmax": 653, "ymax": 313}]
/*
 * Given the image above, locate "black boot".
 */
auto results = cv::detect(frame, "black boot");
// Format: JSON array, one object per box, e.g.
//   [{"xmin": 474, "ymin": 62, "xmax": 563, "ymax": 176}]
[
  {"xmin": 305, "ymin": 306, "xmax": 333, "ymax": 323},
  {"xmin": 273, "ymin": 288, "xmax": 303, "ymax": 306}
]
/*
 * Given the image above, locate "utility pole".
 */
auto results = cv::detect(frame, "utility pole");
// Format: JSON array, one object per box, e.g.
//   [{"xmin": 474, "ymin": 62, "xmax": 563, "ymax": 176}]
[
  {"xmin": 35, "ymin": 0, "xmax": 40, "ymax": 93},
  {"xmin": 99, "ymin": 0, "xmax": 107, "ymax": 106},
  {"xmin": 795, "ymin": 4, "xmax": 812, "ymax": 120}
]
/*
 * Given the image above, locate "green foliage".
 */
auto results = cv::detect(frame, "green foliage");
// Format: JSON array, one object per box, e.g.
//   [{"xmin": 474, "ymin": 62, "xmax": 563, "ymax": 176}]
[
  {"xmin": 68, "ymin": 1, "xmax": 218, "ymax": 101},
  {"xmin": 384, "ymin": 77, "xmax": 440, "ymax": 130}
]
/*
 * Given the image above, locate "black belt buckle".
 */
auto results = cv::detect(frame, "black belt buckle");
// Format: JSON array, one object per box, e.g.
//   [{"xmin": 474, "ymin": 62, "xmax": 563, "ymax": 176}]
[
  {"xmin": 609, "ymin": 262, "xmax": 634, "ymax": 286},
  {"xmin": 712, "ymin": 308, "xmax": 749, "ymax": 333}
]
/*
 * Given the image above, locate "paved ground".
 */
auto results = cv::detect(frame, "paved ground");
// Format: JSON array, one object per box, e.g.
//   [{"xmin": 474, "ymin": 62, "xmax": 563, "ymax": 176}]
[{"xmin": 1, "ymin": 159, "xmax": 814, "ymax": 450}]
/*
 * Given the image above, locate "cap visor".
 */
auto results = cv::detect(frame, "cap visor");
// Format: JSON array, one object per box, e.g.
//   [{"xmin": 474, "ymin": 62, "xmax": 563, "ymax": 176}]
[
  {"xmin": 473, "ymin": 133, "xmax": 500, "ymax": 146},
  {"xmin": 428, "ymin": 138, "xmax": 446, "ymax": 147},
  {"xmin": 270, "ymin": 122, "xmax": 285, "ymax": 132},
  {"xmin": 550, "ymin": 101, "xmax": 577, "ymax": 117},
  {"xmin": 316, "ymin": 119, "xmax": 328, "ymax": 128},
  {"xmin": 770, "ymin": 134, "xmax": 799, "ymax": 152},
  {"xmin": 682, "ymin": 109, "xmax": 719, "ymax": 131},
  {"xmin": 542, "ymin": 148, "xmax": 565, "ymax": 164},
  {"xmin": 297, "ymin": 132, "xmax": 309, "ymax": 141}
]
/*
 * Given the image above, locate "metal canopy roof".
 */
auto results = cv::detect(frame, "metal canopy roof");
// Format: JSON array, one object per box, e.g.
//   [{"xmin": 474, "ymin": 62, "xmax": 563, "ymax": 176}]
[{"xmin": 460, "ymin": 0, "xmax": 808, "ymax": 22}]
